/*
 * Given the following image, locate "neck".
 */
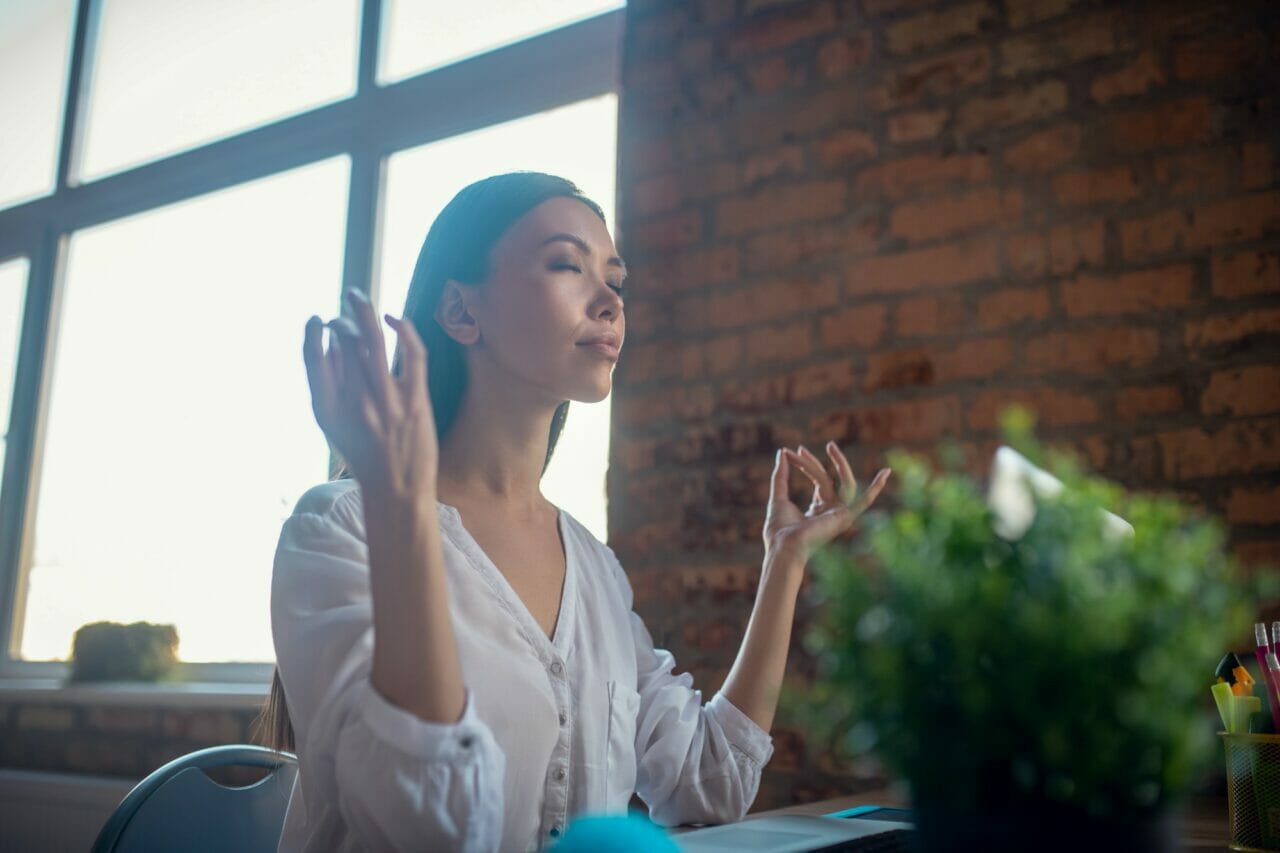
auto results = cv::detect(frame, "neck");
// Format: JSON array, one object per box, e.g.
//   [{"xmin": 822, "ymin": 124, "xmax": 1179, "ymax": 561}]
[{"xmin": 435, "ymin": 356, "xmax": 562, "ymax": 519}]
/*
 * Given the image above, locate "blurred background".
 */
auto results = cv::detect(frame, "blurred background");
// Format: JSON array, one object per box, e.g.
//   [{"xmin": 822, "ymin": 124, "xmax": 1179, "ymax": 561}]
[{"xmin": 0, "ymin": 0, "xmax": 1277, "ymax": 846}]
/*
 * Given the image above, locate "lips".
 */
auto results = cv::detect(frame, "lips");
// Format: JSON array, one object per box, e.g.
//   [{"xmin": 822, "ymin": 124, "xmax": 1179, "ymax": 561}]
[{"xmin": 577, "ymin": 335, "xmax": 621, "ymax": 359}]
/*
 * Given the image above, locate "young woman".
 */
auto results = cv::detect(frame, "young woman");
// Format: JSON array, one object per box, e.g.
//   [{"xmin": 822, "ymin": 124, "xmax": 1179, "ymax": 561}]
[{"xmin": 261, "ymin": 172, "xmax": 890, "ymax": 852}]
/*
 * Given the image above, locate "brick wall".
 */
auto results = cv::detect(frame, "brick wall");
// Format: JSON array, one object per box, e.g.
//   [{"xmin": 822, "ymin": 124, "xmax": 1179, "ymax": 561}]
[{"xmin": 610, "ymin": 0, "xmax": 1280, "ymax": 810}]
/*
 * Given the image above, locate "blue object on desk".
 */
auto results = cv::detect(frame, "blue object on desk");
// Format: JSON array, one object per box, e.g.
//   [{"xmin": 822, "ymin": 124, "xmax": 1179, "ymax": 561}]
[{"xmin": 550, "ymin": 812, "xmax": 681, "ymax": 852}]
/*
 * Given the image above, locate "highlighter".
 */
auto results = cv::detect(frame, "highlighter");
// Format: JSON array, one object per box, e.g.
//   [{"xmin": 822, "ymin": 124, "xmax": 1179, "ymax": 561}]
[
  {"xmin": 1261, "ymin": 624, "xmax": 1280, "ymax": 731},
  {"xmin": 1267, "ymin": 653, "xmax": 1280, "ymax": 733},
  {"xmin": 1212, "ymin": 681, "xmax": 1234, "ymax": 731}
]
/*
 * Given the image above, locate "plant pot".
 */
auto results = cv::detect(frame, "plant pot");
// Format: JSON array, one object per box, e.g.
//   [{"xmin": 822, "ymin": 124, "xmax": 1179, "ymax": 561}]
[{"xmin": 910, "ymin": 802, "xmax": 1183, "ymax": 853}]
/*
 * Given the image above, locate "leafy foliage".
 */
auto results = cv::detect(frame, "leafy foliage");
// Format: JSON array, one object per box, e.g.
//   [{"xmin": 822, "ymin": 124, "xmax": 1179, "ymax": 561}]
[{"xmin": 790, "ymin": 407, "xmax": 1275, "ymax": 817}]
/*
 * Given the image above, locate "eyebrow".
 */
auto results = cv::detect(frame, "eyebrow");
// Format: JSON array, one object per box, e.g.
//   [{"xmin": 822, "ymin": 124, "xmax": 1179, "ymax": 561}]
[{"xmin": 540, "ymin": 233, "xmax": 627, "ymax": 277}]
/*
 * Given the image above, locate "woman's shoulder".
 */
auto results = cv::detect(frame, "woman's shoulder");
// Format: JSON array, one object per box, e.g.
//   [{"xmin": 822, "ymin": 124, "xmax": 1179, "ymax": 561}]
[{"xmin": 290, "ymin": 476, "xmax": 362, "ymax": 519}]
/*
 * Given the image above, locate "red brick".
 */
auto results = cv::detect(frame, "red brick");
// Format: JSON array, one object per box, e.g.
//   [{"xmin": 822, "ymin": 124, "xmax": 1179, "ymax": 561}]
[
  {"xmin": 1023, "ymin": 327, "xmax": 1161, "ymax": 375},
  {"xmin": 1053, "ymin": 167, "xmax": 1141, "ymax": 206},
  {"xmin": 747, "ymin": 55, "xmax": 806, "ymax": 94},
  {"xmin": 1157, "ymin": 420, "xmax": 1280, "ymax": 480},
  {"xmin": 1121, "ymin": 191, "xmax": 1280, "ymax": 261},
  {"xmin": 845, "ymin": 235, "xmax": 1001, "ymax": 295},
  {"xmin": 726, "ymin": 1, "xmax": 838, "ymax": 59},
  {"xmin": 703, "ymin": 334, "xmax": 745, "ymax": 376},
  {"xmin": 742, "ymin": 320, "xmax": 814, "ymax": 368},
  {"xmin": 1116, "ymin": 384, "xmax": 1183, "ymax": 421},
  {"xmin": 704, "ymin": 274, "xmax": 839, "ymax": 330},
  {"xmin": 936, "ymin": 337, "xmax": 1016, "ymax": 382},
  {"xmin": 819, "ymin": 303, "xmax": 889, "ymax": 350},
  {"xmin": 1173, "ymin": 31, "xmax": 1268, "ymax": 80},
  {"xmin": 854, "ymin": 152, "xmax": 991, "ymax": 201},
  {"xmin": 816, "ymin": 30, "xmax": 873, "ymax": 79},
  {"xmin": 1004, "ymin": 123, "xmax": 1081, "ymax": 173},
  {"xmin": 1211, "ymin": 250, "xmax": 1280, "ymax": 299},
  {"xmin": 886, "ymin": 2, "xmax": 997, "ymax": 56},
  {"xmin": 1090, "ymin": 49, "xmax": 1166, "ymax": 104},
  {"xmin": 1202, "ymin": 366, "xmax": 1280, "ymax": 417},
  {"xmin": 1000, "ymin": 16, "xmax": 1116, "ymax": 78},
  {"xmin": 890, "ymin": 187, "xmax": 1024, "ymax": 243},
  {"xmin": 1243, "ymin": 142, "xmax": 1275, "ymax": 191},
  {"xmin": 1061, "ymin": 265, "xmax": 1196, "ymax": 318},
  {"xmin": 895, "ymin": 293, "xmax": 967, "ymax": 338},
  {"xmin": 817, "ymin": 129, "xmax": 878, "ymax": 169},
  {"xmin": 811, "ymin": 396, "xmax": 963, "ymax": 444},
  {"xmin": 1184, "ymin": 309, "xmax": 1280, "ymax": 350},
  {"xmin": 1108, "ymin": 97, "xmax": 1212, "ymax": 153},
  {"xmin": 870, "ymin": 45, "xmax": 991, "ymax": 110},
  {"xmin": 716, "ymin": 180, "xmax": 847, "ymax": 236},
  {"xmin": 1234, "ymin": 540, "xmax": 1280, "ymax": 572},
  {"xmin": 719, "ymin": 360, "xmax": 858, "ymax": 413},
  {"xmin": 956, "ymin": 80, "xmax": 1068, "ymax": 134},
  {"xmin": 632, "ymin": 174, "xmax": 685, "ymax": 217},
  {"xmin": 1005, "ymin": 0, "xmax": 1077, "ymax": 28},
  {"xmin": 1226, "ymin": 486, "xmax": 1280, "ymax": 526},
  {"xmin": 743, "ymin": 217, "xmax": 881, "ymax": 275},
  {"xmin": 1005, "ymin": 220, "xmax": 1106, "ymax": 278},
  {"xmin": 969, "ymin": 387, "xmax": 1100, "ymax": 429},
  {"xmin": 888, "ymin": 109, "xmax": 950, "ymax": 144},
  {"xmin": 863, "ymin": 0, "xmax": 935, "ymax": 13},
  {"xmin": 1152, "ymin": 151, "xmax": 1231, "ymax": 199},
  {"xmin": 629, "ymin": 209, "xmax": 704, "ymax": 252},
  {"xmin": 977, "ymin": 286, "xmax": 1051, "ymax": 330},
  {"xmin": 741, "ymin": 146, "xmax": 806, "ymax": 188},
  {"xmin": 863, "ymin": 349, "xmax": 936, "ymax": 391},
  {"xmin": 645, "ymin": 244, "xmax": 740, "ymax": 296}
]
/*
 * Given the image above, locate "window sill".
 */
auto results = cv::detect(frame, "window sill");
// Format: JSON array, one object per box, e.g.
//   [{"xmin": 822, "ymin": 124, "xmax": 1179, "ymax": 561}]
[{"xmin": 0, "ymin": 678, "xmax": 268, "ymax": 710}]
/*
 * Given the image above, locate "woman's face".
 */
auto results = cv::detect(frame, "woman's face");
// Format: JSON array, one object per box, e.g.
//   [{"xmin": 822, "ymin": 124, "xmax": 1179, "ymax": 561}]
[{"xmin": 462, "ymin": 196, "xmax": 626, "ymax": 405}]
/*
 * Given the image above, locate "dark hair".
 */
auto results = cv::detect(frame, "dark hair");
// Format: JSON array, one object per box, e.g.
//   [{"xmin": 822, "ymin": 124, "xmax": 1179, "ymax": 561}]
[{"xmin": 252, "ymin": 172, "xmax": 608, "ymax": 753}]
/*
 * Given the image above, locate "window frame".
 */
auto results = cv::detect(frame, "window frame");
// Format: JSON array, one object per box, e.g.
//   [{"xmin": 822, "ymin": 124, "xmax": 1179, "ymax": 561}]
[{"xmin": 0, "ymin": 0, "xmax": 623, "ymax": 687}]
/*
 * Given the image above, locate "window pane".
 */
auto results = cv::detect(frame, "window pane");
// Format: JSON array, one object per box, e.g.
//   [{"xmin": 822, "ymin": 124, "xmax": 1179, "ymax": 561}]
[
  {"xmin": 0, "ymin": 257, "xmax": 31, "ymax": 480},
  {"xmin": 18, "ymin": 158, "xmax": 348, "ymax": 663},
  {"xmin": 79, "ymin": 0, "xmax": 359, "ymax": 180},
  {"xmin": 380, "ymin": 0, "xmax": 623, "ymax": 83},
  {"xmin": 378, "ymin": 94, "xmax": 618, "ymax": 540},
  {"xmin": 0, "ymin": 0, "xmax": 75, "ymax": 209}
]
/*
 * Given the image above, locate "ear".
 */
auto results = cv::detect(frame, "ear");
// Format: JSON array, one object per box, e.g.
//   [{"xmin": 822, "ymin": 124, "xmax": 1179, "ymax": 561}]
[{"xmin": 434, "ymin": 279, "xmax": 481, "ymax": 345}]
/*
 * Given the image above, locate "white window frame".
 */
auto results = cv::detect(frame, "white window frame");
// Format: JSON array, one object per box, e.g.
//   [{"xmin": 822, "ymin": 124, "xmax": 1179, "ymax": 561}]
[{"xmin": 0, "ymin": 0, "xmax": 623, "ymax": 688}]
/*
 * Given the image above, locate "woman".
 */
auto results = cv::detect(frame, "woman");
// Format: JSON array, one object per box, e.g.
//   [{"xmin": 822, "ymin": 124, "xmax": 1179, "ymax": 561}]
[{"xmin": 262, "ymin": 172, "xmax": 890, "ymax": 852}]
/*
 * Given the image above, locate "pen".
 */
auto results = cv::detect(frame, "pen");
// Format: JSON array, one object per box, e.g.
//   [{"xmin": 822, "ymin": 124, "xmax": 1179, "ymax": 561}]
[
  {"xmin": 1268, "ymin": 653, "xmax": 1280, "ymax": 734},
  {"xmin": 1261, "ymin": 624, "xmax": 1280, "ymax": 731}
]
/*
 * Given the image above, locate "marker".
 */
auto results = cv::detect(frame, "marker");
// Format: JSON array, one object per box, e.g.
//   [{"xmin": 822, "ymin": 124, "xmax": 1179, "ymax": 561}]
[
  {"xmin": 1259, "ymin": 624, "xmax": 1280, "ymax": 731},
  {"xmin": 1268, "ymin": 653, "xmax": 1280, "ymax": 734}
]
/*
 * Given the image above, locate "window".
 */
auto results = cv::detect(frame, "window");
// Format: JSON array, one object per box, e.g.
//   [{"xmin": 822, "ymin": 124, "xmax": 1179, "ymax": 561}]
[
  {"xmin": 79, "ymin": 0, "xmax": 359, "ymax": 180},
  {"xmin": 0, "ymin": 1, "xmax": 622, "ymax": 677},
  {"xmin": 0, "ymin": 258, "xmax": 30, "ymax": 480},
  {"xmin": 18, "ymin": 160, "xmax": 346, "ymax": 663},
  {"xmin": 0, "ymin": 1, "xmax": 76, "ymax": 209},
  {"xmin": 380, "ymin": 0, "xmax": 623, "ymax": 83}
]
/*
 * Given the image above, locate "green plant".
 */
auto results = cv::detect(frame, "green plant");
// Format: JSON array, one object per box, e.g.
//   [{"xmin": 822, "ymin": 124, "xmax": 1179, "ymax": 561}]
[
  {"xmin": 67, "ymin": 620, "xmax": 179, "ymax": 683},
  {"xmin": 791, "ymin": 407, "xmax": 1275, "ymax": 819}
]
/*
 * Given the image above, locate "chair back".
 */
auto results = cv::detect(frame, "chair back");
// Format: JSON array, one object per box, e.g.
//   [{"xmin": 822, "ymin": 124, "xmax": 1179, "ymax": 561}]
[{"xmin": 91, "ymin": 744, "xmax": 298, "ymax": 853}]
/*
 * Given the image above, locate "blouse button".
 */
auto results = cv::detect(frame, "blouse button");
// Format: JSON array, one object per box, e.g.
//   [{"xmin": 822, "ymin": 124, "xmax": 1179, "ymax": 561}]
[
  {"xmin": 558, "ymin": 711, "xmax": 567, "ymax": 726},
  {"xmin": 549, "ymin": 661, "xmax": 563, "ymax": 675},
  {"xmin": 553, "ymin": 766, "xmax": 566, "ymax": 781}
]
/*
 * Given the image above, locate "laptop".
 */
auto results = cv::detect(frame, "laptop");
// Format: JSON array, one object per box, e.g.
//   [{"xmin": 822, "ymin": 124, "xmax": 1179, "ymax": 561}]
[{"xmin": 676, "ymin": 806, "xmax": 914, "ymax": 853}]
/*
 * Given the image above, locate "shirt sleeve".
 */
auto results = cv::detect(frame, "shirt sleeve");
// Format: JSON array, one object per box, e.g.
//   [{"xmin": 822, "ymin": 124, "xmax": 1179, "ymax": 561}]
[
  {"xmin": 601, "ymin": 547, "xmax": 775, "ymax": 827},
  {"xmin": 271, "ymin": 483, "xmax": 505, "ymax": 852}
]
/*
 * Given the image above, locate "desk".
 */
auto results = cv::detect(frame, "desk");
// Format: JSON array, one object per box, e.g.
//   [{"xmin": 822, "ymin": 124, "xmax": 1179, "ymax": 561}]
[{"xmin": 675, "ymin": 791, "xmax": 1234, "ymax": 851}]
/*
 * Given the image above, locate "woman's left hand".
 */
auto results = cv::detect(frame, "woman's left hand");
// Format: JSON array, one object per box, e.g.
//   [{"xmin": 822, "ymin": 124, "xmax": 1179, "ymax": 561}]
[{"xmin": 763, "ymin": 441, "xmax": 891, "ymax": 565}]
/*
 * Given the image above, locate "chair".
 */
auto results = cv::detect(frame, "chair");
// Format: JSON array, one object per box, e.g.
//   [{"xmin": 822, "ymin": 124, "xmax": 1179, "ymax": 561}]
[{"xmin": 91, "ymin": 744, "xmax": 298, "ymax": 853}]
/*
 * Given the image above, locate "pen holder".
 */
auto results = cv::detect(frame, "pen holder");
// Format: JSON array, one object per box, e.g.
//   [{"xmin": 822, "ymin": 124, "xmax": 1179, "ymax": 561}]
[{"xmin": 1223, "ymin": 733, "xmax": 1280, "ymax": 851}]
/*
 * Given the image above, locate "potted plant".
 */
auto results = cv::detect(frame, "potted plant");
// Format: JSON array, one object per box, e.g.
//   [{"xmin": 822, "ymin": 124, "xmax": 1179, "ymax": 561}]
[
  {"xmin": 66, "ymin": 620, "xmax": 180, "ymax": 683},
  {"xmin": 792, "ymin": 408, "xmax": 1274, "ymax": 852}
]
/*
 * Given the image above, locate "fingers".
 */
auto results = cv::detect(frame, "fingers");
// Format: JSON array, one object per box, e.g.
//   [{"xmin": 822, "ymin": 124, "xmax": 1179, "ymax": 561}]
[
  {"xmin": 302, "ymin": 315, "xmax": 333, "ymax": 424},
  {"xmin": 343, "ymin": 289, "xmax": 393, "ymax": 411},
  {"xmin": 848, "ymin": 468, "xmax": 892, "ymax": 516},
  {"xmin": 384, "ymin": 314, "xmax": 428, "ymax": 401},
  {"xmin": 769, "ymin": 447, "xmax": 792, "ymax": 506},
  {"xmin": 788, "ymin": 446, "xmax": 839, "ymax": 504},
  {"xmin": 826, "ymin": 441, "xmax": 859, "ymax": 504}
]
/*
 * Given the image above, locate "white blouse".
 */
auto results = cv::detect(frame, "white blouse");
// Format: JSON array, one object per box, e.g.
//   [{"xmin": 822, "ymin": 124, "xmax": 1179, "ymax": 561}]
[{"xmin": 271, "ymin": 478, "xmax": 775, "ymax": 852}]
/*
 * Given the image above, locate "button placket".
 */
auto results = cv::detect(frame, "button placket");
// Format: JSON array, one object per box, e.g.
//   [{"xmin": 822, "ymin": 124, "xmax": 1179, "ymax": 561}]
[{"xmin": 541, "ymin": 655, "xmax": 572, "ymax": 840}]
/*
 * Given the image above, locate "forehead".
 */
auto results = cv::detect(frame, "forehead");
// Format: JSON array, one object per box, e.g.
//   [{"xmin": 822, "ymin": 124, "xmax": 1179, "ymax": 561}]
[{"xmin": 498, "ymin": 196, "xmax": 616, "ymax": 257}]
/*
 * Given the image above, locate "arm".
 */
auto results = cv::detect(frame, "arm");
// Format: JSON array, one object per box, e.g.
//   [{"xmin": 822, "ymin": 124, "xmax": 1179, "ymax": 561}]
[
  {"xmin": 723, "ymin": 444, "xmax": 891, "ymax": 734},
  {"xmin": 272, "ymin": 486, "xmax": 504, "ymax": 852}
]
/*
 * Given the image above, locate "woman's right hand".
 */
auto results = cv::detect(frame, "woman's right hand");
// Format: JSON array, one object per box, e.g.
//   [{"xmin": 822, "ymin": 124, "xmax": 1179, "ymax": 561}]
[{"xmin": 302, "ymin": 289, "xmax": 439, "ymax": 503}]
